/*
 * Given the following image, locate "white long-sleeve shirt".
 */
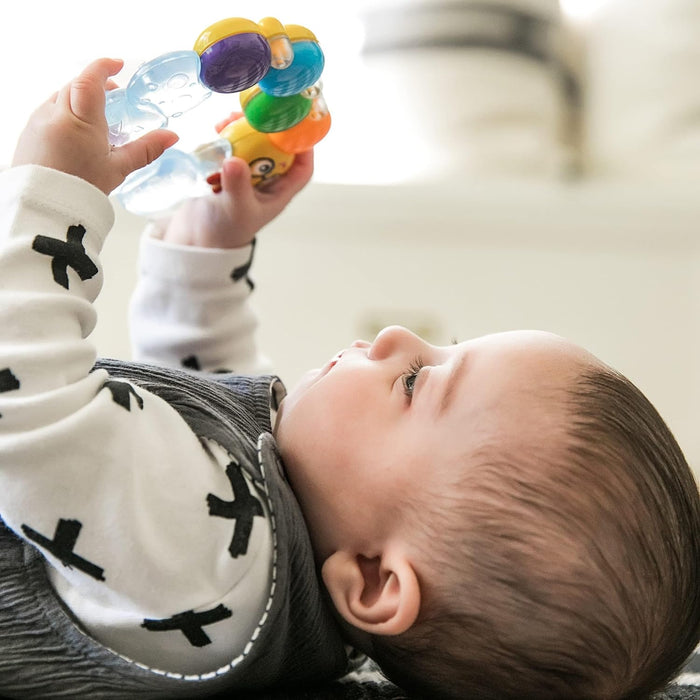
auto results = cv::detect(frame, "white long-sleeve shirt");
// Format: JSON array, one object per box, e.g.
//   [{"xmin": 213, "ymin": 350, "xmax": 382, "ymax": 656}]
[
  {"xmin": 0, "ymin": 165, "xmax": 275, "ymax": 676},
  {"xmin": 129, "ymin": 222, "xmax": 272, "ymax": 375}
]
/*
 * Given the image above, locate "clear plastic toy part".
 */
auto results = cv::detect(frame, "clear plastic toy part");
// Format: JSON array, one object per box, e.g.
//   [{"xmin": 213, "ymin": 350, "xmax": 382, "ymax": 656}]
[
  {"xmin": 116, "ymin": 139, "xmax": 232, "ymax": 217},
  {"xmin": 106, "ymin": 51, "xmax": 211, "ymax": 147}
]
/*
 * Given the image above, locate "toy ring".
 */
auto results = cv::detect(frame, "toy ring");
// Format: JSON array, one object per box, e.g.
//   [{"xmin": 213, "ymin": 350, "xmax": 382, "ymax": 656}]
[{"xmin": 109, "ymin": 16, "xmax": 330, "ymax": 216}]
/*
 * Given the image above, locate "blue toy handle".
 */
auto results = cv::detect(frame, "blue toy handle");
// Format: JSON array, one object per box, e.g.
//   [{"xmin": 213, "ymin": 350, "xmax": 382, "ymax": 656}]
[{"xmin": 257, "ymin": 39, "xmax": 324, "ymax": 97}]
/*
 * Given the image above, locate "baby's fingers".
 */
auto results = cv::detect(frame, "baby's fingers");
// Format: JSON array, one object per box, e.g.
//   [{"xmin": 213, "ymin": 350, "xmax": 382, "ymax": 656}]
[
  {"xmin": 279, "ymin": 149, "xmax": 314, "ymax": 195},
  {"xmin": 62, "ymin": 58, "xmax": 124, "ymax": 124},
  {"xmin": 219, "ymin": 157, "xmax": 257, "ymax": 204},
  {"xmin": 113, "ymin": 129, "xmax": 179, "ymax": 181},
  {"xmin": 260, "ymin": 149, "xmax": 314, "ymax": 201}
]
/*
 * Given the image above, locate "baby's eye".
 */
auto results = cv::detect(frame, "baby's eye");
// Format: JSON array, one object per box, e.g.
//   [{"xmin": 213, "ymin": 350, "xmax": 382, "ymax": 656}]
[{"xmin": 402, "ymin": 357, "xmax": 425, "ymax": 400}]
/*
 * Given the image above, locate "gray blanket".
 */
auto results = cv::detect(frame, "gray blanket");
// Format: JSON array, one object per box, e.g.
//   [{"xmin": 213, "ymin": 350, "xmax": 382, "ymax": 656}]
[
  {"xmin": 2, "ymin": 650, "xmax": 698, "ymax": 698},
  {"xmin": 233, "ymin": 649, "xmax": 700, "ymax": 700}
]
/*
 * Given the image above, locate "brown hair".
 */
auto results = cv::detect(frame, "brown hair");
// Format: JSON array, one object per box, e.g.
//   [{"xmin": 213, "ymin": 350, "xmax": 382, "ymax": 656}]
[{"xmin": 369, "ymin": 367, "xmax": 700, "ymax": 699}]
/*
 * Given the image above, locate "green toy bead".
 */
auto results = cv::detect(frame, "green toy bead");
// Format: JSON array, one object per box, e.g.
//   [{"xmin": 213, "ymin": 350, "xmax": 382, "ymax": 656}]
[{"xmin": 243, "ymin": 92, "xmax": 312, "ymax": 133}]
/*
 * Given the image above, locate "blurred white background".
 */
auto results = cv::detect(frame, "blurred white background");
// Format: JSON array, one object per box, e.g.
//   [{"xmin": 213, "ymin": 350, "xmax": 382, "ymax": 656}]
[
  {"xmin": 0, "ymin": 0, "xmax": 625, "ymax": 183},
  {"xmin": 0, "ymin": 0, "xmax": 365, "ymax": 182},
  {"xmin": 2, "ymin": 1, "xmax": 699, "ymax": 472}
]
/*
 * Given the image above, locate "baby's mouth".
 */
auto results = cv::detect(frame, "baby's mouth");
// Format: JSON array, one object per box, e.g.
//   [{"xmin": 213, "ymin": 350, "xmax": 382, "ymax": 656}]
[
  {"xmin": 328, "ymin": 350, "xmax": 344, "ymax": 370},
  {"xmin": 328, "ymin": 349, "xmax": 348, "ymax": 372}
]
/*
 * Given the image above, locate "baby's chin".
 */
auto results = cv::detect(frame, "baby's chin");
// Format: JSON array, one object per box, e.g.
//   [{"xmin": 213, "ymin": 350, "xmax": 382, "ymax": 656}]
[
  {"xmin": 272, "ymin": 366, "xmax": 320, "ymax": 438},
  {"xmin": 288, "ymin": 366, "xmax": 323, "ymax": 399},
  {"xmin": 289, "ymin": 358, "xmax": 336, "ymax": 399}
]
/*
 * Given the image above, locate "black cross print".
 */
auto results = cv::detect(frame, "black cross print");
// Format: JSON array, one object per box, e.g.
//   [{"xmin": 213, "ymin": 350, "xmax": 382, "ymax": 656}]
[
  {"xmin": 102, "ymin": 380, "xmax": 144, "ymax": 411},
  {"xmin": 181, "ymin": 356, "xmax": 231, "ymax": 373},
  {"xmin": 0, "ymin": 368, "xmax": 20, "ymax": 393},
  {"xmin": 182, "ymin": 355, "xmax": 201, "ymax": 371},
  {"xmin": 142, "ymin": 604, "xmax": 232, "ymax": 647},
  {"xmin": 207, "ymin": 461, "xmax": 264, "ymax": 558},
  {"xmin": 230, "ymin": 238, "xmax": 256, "ymax": 292},
  {"xmin": 21, "ymin": 518, "xmax": 105, "ymax": 581},
  {"xmin": 32, "ymin": 224, "xmax": 98, "ymax": 289}
]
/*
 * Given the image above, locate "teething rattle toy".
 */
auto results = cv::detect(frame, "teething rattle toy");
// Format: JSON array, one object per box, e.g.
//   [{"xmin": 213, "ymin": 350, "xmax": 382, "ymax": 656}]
[{"xmin": 108, "ymin": 16, "xmax": 330, "ymax": 216}]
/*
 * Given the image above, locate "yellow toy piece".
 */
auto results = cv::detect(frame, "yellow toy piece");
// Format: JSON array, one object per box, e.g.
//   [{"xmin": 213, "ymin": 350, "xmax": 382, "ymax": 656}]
[
  {"xmin": 258, "ymin": 17, "xmax": 294, "ymax": 69},
  {"xmin": 219, "ymin": 117, "xmax": 295, "ymax": 186},
  {"xmin": 193, "ymin": 17, "xmax": 264, "ymax": 56},
  {"xmin": 193, "ymin": 18, "xmax": 264, "ymax": 54},
  {"xmin": 284, "ymin": 24, "xmax": 318, "ymax": 43},
  {"xmin": 257, "ymin": 16, "xmax": 286, "ymax": 38}
]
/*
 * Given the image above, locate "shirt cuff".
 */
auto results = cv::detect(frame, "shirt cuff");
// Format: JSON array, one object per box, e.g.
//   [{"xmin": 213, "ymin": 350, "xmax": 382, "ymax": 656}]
[
  {"xmin": 138, "ymin": 232, "xmax": 255, "ymax": 288},
  {"xmin": 0, "ymin": 165, "xmax": 114, "ymax": 250}
]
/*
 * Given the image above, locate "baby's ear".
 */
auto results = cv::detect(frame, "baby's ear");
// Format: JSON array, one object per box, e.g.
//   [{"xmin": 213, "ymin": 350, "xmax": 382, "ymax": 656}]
[{"xmin": 321, "ymin": 548, "xmax": 421, "ymax": 636}]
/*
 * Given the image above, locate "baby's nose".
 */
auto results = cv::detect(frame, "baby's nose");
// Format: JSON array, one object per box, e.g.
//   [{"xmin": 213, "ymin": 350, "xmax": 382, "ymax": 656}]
[{"xmin": 368, "ymin": 325, "xmax": 424, "ymax": 361}]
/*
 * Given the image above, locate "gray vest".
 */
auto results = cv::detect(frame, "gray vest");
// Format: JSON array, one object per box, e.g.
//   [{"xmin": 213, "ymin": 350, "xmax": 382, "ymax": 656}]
[{"xmin": 0, "ymin": 360, "xmax": 348, "ymax": 698}]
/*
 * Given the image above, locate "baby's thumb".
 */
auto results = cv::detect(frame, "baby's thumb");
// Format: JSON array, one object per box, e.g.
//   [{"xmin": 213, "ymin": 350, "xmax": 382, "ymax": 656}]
[
  {"xmin": 117, "ymin": 130, "xmax": 179, "ymax": 178},
  {"xmin": 220, "ymin": 157, "xmax": 254, "ymax": 196}
]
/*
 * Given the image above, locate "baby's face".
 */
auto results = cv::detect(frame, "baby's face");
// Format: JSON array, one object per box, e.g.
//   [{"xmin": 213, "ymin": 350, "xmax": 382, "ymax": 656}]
[{"xmin": 274, "ymin": 326, "xmax": 600, "ymax": 561}]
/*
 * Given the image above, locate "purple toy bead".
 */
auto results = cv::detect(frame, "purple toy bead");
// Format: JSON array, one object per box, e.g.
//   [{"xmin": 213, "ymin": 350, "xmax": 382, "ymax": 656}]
[{"xmin": 199, "ymin": 33, "xmax": 271, "ymax": 93}]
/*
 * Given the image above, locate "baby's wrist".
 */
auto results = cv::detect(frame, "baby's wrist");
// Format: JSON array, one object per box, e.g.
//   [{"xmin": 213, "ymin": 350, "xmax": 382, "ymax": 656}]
[
  {"xmin": 140, "ymin": 232, "xmax": 254, "ymax": 283},
  {"xmin": 156, "ymin": 229, "xmax": 253, "ymax": 249}
]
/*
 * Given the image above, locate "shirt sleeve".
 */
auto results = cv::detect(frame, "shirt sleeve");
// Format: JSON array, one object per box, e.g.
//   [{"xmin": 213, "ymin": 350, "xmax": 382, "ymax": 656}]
[
  {"xmin": 0, "ymin": 166, "xmax": 273, "ymax": 675},
  {"xmin": 129, "ymin": 227, "xmax": 273, "ymax": 375}
]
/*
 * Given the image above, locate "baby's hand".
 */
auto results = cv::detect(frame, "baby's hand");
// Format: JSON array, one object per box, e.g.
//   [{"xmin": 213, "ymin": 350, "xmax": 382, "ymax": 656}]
[
  {"xmin": 155, "ymin": 150, "xmax": 314, "ymax": 249},
  {"xmin": 11, "ymin": 58, "xmax": 178, "ymax": 195}
]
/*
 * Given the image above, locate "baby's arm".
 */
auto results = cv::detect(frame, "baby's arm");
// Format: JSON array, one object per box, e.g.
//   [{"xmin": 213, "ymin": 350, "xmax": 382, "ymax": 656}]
[
  {"xmin": 129, "ymin": 151, "xmax": 313, "ymax": 373},
  {"xmin": 0, "ymin": 59, "xmax": 277, "ymax": 673}
]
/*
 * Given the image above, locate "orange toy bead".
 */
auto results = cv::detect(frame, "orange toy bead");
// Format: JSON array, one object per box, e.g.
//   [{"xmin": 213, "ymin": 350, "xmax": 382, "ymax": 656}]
[
  {"xmin": 268, "ymin": 89, "xmax": 331, "ymax": 153},
  {"xmin": 268, "ymin": 110, "xmax": 331, "ymax": 153}
]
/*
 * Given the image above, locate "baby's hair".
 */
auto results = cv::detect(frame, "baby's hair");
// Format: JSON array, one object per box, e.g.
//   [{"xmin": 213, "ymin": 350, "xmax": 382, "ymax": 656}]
[{"xmin": 369, "ymin": 366, "xmax": 700, "ymax": 699}]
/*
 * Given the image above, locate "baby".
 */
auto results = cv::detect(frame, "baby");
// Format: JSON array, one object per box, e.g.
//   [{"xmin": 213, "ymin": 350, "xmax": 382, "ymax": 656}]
[{"xmin": 1, "ymin": 58, "xmax": 699, "ymax": 700}]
